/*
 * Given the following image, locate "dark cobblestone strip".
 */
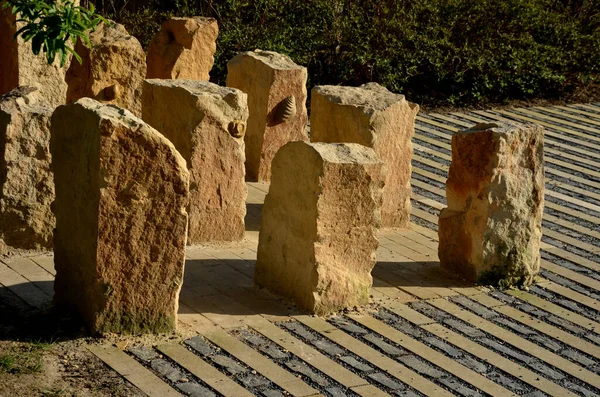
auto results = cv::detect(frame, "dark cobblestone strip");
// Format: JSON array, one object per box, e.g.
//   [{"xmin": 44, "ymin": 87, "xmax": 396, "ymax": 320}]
[
  {"xmin": 542, "ymin": 234, "xmax": 600, "ymax": 263},
  {"xmin": 532, "ymin": 109, "xmax": 600, "ymax": 132},
  {"xmin": 274, "ymin": 319, "xmax": 426, "ymax": 397},
  {"xmin": 372, "ymin": 307, "xmax": 543, "ymax": 396},
  {"xmin": 413, "ymin": 145, "xmax": 452, "ymax": 166},
  {"xmin": 541, "ymin": 251, "xmax": 598, "ymax": 277},
  {"xmin": 410, "ymin": 214, "xmax": 439, "ymax": 232},
  {"xmin": 510, "ymin": 109, "xmax": 600, "ymax": 139},
  {"xmin": 475, "ymin": 111, "xmax": 600, "ymax": 155},
  {"xmin": 127, "ymin": 344, "xmax": 221, "ymax": 397},
  {"xmin": 539, "ymin": 269, "xmax": 600, "ymax": 300},
  {"xmin": 230, "ymin": 326, "xmax": 361, "ymax": 397},
  {"xmin": 543, "ymin": 206, "xmax": 600, "ymax": 234},
  {"xmin": 528, "ymin": 284, "xmax": 600, "ymax": 323},
  {"xmin": 412, "ymin": 172, "xmax": 446, "ymax": 189},
  {"xmin": 412, "ymin": 184, "xmax": 446, "ymax": 203},
  {"xmin": 325, "ymin": 315, "xmax": 491, "ymax": 397},
  {"xmin": 450, "ymin": 112, "xmax": 600, "ymax": 162},
  {"xmin": 408, "ymin": 301, "xmax": 600, "ymax": 396},
  {"xmin": 181, "ymin": 335, "xmax": 286, "ymax": 396},
  {"xmin": 449, "ymin": 295, "xmax": 600, "ymax": 374}
]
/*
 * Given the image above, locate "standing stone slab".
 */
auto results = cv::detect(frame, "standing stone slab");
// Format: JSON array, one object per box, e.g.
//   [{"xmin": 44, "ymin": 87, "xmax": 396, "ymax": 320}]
[
  {"xmin": 51, "ymin": 98, "xmax": 189, "ymax": 334},
  {"xmin": 0, "ymin": 6, "xmax": 77, "ymax": 107},
  {"xmin": 226, "ymin": 50, "xmax": 308, "ymax": 182},
  {"xmin": 66, "ymin": 22, "xmax": 146, "ymax": 116},
  {"xmin": 0, "ymin": 87, "xmax": 53, "ymax": 255},
  {"xmin": 438, "ymin": 122, "xmax": 544, "ymax": 287},
  {"xmin": 143, "ymin": 79, "xmax": 248, "ymax": 243},
  {"xmin": 146, "ymin": 17, "xmax": 218, "ymax": 81},
  {"xmin": 255, "ymin": 141, "xmax": 384, "ymax": 315},
  {"xmin": 311, "ymin": 83, "xmax": 419, "ymax": 228}
]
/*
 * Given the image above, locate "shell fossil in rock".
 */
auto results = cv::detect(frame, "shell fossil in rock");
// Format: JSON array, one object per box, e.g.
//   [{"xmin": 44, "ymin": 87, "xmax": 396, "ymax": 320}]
[
  {"xmin": 102, "ymin": 84, "xmax": 121, "ymax": 101},
  {"xmin": 228, "ymin": 120, "xmax": 247, "ymax": 138},
  {"xmin": 274, "ymin": 95, "xmax": 296, "ymax": 124}
]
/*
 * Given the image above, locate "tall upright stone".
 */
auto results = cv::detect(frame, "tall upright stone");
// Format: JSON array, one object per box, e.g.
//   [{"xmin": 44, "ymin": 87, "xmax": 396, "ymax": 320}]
[
  {"xmin": 226, "ymin": 50, "xmax": 308, "ymax": 182},
  {"xmin": 0, "ymin": 6, "xmax": 76, "ymax": 107},
  {"xmin": 0, "ymin": 87, "xmax": 53, "ymax": 255},
  {"xmin": 146, "ymin": 17, "xmax": 218, "ymax": 81},
  {"xmin": 255, "ymin": 141, "xmax": 384, "ymax": 315},
  {"xmin": 438, "ymin": 122, "xmax": 544, "ymax": 288},
  {"xmin": 51, "ymin": 98, "xmax": 189, "ymax": 334},
  {"xmin": 66, "ymin": 22, "xmax": 146, "ymax": 116},
  {"xmin": 310, "ymin": 83, "xmax": 419, "ymax": 228},
  {"xmin": 143, "ymin": 79, "xmax": 248, "ymax": 244}
]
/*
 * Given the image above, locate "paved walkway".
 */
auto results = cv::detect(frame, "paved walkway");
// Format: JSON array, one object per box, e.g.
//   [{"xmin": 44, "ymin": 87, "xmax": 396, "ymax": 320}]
[{"xmin": 2, "ymin": 103, "xmax": 600, "ymax": 396}]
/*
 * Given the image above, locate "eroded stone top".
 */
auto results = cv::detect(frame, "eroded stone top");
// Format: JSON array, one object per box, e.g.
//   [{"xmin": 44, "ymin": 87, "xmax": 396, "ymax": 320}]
[
  {"xmin": 303, "ymin": 142, "xmax": 382, "ymax": 164},
  {"xmin": 90, "ymin": 22, "xmax": 139, "ymax": 47},
  {"xmin": 72, "ymin": 98, "xmax": 188, "ymax": 172},
  {"xmin": 145, "ymin": 79, "xmax": 245, "ymax": 100},
  {"xmin": 459, "ymin": 121, "xmax": 535, "ymax": 136},
  {"xmin": 228, "ymin": 50, "xmax": 303, "ymax": 70},
  {"xmin": 312, "ymin": 83, "xmax": 408, "ymax": 114},
  {"xmin": 0, "ymin": 86, "xmax": 48, "ymax": 114}
]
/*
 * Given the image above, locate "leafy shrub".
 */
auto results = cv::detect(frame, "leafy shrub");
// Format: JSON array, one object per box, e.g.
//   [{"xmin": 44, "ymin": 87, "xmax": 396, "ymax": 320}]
[
  {"xmin": 105, "ymin": 0, "xmax": 600, "ymax": 107},
  {"xmin": 3, "ymin": 0, "xmax": 104, "ymax": 65}
]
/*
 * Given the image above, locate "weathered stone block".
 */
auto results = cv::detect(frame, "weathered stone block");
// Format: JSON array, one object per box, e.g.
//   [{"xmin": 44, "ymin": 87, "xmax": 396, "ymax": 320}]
[
  {"xmin": 226, "ymin": 50, "xmax": 308, "ymax": 182},
  {"xmin": 255, "ymin": 141, "xmax": 383, "ymax": 315},
  {"xmin": 66, "ymin": 22, "xmax": 146, "ymax": 116},
  {"xmin": 142, "ymin": 79, "xmax": 247, "ymax": 243},
  {"xmin": 146, "ymin": 17, "xmax": 218, "ymax": 81},
  {"xmin": 0, "ymin": 7, "xmax": 76, "ymax": 107},
  {"xmin": 438, "ymin": 122, "xmax": 544, "ymax": 287},
  {"xmin": 51, "ymin": 98, "xmax": 189, "ymax": 334},
  {"xmin": 311, "ymin": 83, "xmax": 419, "ymax": 228},
  {"xmin": 0, "ymin": 87, "xmax": 53, "ymax": 255}
]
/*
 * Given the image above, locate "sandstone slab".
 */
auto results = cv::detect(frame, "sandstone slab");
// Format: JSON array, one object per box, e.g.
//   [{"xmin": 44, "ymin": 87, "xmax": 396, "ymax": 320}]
[
  {"xmin": 226, "ymin": 50, "xmax": 308, "ymax": 182},
  {"xmin": 51, "ymin": 98, "xmax": 189, "ymax": 334},
  {"xmin": 311, "ymin": 83, "xmax": 419, "ymax": 228},
  {"xmin": 143, "ymin": 79, "xmax": 248, "ymax": 243},
  {"xmin": 255, "ymin": 141, "xmax": 384, "ymax": 315},
  {"xmin": 66, "ymin": 22, "xmax": 146, "ymax": 116},
  {"xmin": 146, "ymin": 17, "xmax": 218, "ymax": 81},
  {"xmin": 0, "ymin": 6, "xmax": 76, "ymax": 107},
  {"xmin": 438, "ymin": 122, "xmax": 544, "ymax": 287},
  {"xmin": 0, "ymin": 87, "xmax": 53, "ymax": 255}
]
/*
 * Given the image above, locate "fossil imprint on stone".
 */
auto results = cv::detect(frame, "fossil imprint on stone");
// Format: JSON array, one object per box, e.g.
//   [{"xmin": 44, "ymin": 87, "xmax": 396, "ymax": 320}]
[
  {"xmin": 228, "ymin": 120, "xmax": 247, "ymax": 138},
  {"xmin": 273, "ymin": 95, "xmax": 296, "ymax": 124}
]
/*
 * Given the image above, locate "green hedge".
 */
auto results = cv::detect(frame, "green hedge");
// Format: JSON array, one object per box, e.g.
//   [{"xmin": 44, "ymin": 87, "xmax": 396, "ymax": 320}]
[{"xmin": 109, "ymin": 0, "xmax": 600, "ymax": 107}]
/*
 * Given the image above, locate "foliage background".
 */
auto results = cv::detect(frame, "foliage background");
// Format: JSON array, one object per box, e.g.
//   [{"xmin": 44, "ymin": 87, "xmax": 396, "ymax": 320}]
[{"xmin": 90, "ymin": 0, "xmax": 599, "ymax": 107}]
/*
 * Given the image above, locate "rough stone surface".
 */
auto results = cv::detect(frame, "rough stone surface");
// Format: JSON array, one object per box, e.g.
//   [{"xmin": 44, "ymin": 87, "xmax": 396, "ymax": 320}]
[
  {"xmin": 0, "ymin": 7, "xmax": 76, "ymax": 107},
  {"xmin": 310, "ymin": 83, "xmax": 419, "ymax": 228},
  {"xmin": 146, "ymin": 17, "xmax": 218, "ymax": 81},
  {"xmin": 438, "ymin": 122, "xmax": 544, "ymax": 287},
  {"xmin": 142, "ymin": 79, "xmax": 248, "ymax": 243},
  {"xmin": 51, "ymin": 98, "xmax": 189, "ymax": 334},
  {"xmin": 226, "ymin": 50, "xmax": 308, "ymax": 182},
  {"xmin": 0, "ymin": 87, "xmax": 53, "ymax": 255},
  {"xmin": 255, "ymin": 142, "xmax": 383, "ymax": 315},
  {"xmin": 66, "ymin": 22, "xmax": 146, "ymax": 116}
]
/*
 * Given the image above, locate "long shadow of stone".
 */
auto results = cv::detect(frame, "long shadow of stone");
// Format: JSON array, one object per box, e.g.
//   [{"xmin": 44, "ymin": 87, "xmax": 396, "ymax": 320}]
[
  {"xmin": 245, "ymin": 203, "xmax": 263, "ymax": 232},
  {"xmin": 0, "ymin": 282, "xmax": 88, "ymax": 343},
  {"xmin": 373, "ymin": 260, "xmax": 473, "ymax": 289}
]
